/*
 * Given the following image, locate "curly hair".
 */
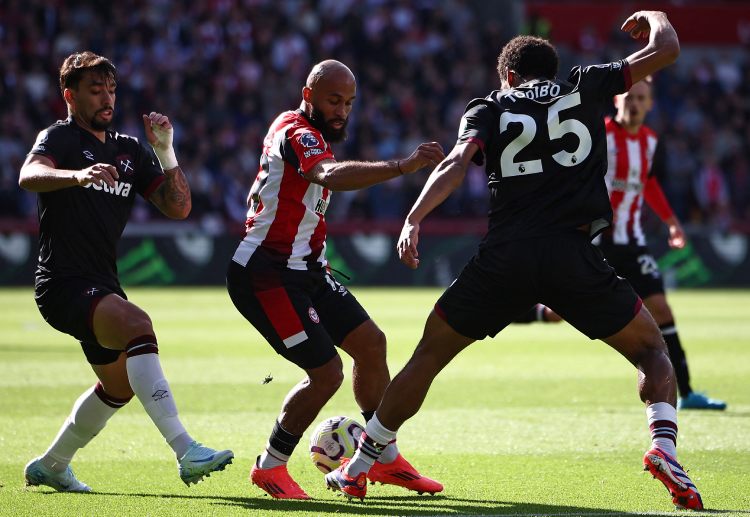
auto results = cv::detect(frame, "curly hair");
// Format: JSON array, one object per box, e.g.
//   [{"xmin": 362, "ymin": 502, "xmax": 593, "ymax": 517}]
[
  {"xmin": 59, "ymin": 51, "xmax": 116, "ymax": 94},
  {"xmin": 496, "ymin": 35, "xmax": 559, "ymax": 83}
]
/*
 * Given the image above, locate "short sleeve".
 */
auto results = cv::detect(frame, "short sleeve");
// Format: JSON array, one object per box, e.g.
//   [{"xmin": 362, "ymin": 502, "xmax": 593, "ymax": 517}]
[
  {"xmin": 134, "ymin": 140, "xmax": 166, "ymax": 200},
  {"xmin": 457, "ymin": 100, "xmax": 495, "ymax": 166},
  {"xmin": 28, "ymin": 125, "xmax": 72, "ymax": 168},
  {"xmin": 284, "ymin": 129, "xmax": 335, "ymax": 175},
  {"xmin": 573, "ymin": 60, "xmax": 632, "ymax": 100}
]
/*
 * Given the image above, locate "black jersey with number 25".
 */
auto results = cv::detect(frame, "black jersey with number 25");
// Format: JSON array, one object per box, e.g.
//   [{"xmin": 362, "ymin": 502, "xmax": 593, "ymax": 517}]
[
  {"xmin": 28, "ymin": 117, "xmax": 165, "ymax": 288},
  {"xmin": 458, "ymin": 60, "xmax": 632, "ymax": 247}
]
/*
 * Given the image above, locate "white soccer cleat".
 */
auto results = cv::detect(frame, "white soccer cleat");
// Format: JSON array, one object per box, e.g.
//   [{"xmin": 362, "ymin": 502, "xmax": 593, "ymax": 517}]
[
  {"xmin": 24, "ymin": 457, "xmax": 92, "ymax": 493},
  {"xmin": 178, "ymin": 441, "xmax": 234, "ymax": 486}
]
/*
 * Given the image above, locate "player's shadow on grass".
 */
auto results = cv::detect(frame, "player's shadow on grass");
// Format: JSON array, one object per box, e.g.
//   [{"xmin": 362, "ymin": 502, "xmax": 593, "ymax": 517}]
[{"xmin": 86, "ymin": 491, "xmax": 742, "ymax": 515}]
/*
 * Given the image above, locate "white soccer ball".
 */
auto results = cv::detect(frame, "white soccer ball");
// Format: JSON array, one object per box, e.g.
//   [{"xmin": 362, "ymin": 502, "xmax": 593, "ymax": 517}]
[{"xmin": 309, "ymin": 415, "xmax": 364, "ymax": 473}]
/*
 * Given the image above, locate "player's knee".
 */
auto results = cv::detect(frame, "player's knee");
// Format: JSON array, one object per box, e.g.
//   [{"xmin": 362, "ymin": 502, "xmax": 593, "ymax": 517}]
[
  {"xmin": 123, "ymin": 310, "xmax": 154, "ymax": 339},
  {"xmin": 309, "ymin": 357, "xmax": 345, "ymax": 394},
  {"xmin": 353, "ymin": 327, "xmax": 387, "ymax": 363}
]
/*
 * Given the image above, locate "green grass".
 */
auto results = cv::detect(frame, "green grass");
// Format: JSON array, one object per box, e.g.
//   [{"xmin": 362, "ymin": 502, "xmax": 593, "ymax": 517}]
[{"xmin": 0, "ymin": 287, "xmax": 749, "ymax": 516}]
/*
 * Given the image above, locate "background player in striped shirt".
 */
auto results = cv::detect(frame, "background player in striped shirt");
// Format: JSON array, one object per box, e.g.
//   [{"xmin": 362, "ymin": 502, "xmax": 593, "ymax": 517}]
[
  {"xmin": 599, "ymin": 77, "xmax": 726, "ymax": 410},
  {"xmin": 227, "ymin": 60, "xmax": 444, "ymax": 499}
]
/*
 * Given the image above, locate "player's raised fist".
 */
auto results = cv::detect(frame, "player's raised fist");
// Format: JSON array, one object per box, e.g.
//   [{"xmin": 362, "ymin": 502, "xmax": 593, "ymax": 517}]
[
  {"xmin": 142, "ymin": 112, "xmax": 179, "ymax": 170},
  {"xmin": 621, "ymin": 11, "xmax": 666, "ymax": 40}
]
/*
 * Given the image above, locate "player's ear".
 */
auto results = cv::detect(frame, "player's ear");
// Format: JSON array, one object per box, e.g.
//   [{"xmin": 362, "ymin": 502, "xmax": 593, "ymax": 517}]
[
  {"xmin": 302, "ymin": 86, "xmax": 313, "ymax": 104},
  {"xmin": 63, "ymin": 88, "xmax": 75, "ymax": 109}
]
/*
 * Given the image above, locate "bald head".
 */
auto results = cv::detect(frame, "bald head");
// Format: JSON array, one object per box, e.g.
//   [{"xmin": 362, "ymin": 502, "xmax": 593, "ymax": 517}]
[
  {"xmin": 305, "ymin": 60, "xmax": 355, "ymax": 89},
  {"xmin": 301, "ymin": 60, "xmax": 356, "ymax": 143}
]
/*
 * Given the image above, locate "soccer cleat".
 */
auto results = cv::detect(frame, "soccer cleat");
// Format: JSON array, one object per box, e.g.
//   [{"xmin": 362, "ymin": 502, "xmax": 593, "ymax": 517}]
[
  {"xmin": 643, "ymin": 448, "xmax": 703, "ymax": 510},
  {"xmin": 367, "ymin": 454, "xmax": 444, "ymax": 495},
  {"xmin": 24, "ymin": 457, "xmax": 91, "ymax": 493},
  {"xmin": 178, "ymin": 441, "xmax": 234, "ymax": 486},
  {"xmin": 678, "ymin": 392, "xmax": 727, "ymax": 411},
  {"xmin": 250, "ymin": 456, "xmax": 310, "ymax": 499},
  {"xmin": 324, "ymin": 458, "xmax": 367, "ymax": 501}
]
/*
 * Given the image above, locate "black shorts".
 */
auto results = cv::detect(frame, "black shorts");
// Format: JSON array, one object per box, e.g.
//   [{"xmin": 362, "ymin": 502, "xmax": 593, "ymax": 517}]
[
  {"xmin": 226, "ymin": 256, "xmax": 370, "ymax": 370},
  {"xmin": 35, "ymin": 277, "xmax": 125, "ymax": 365},
  {"xmin": 436, "ymin": 231, "xmax": 641, "ymax": 340},
  {"xmin": 597, "ymin": 241, "xmax": 665, "ymax": 299}
]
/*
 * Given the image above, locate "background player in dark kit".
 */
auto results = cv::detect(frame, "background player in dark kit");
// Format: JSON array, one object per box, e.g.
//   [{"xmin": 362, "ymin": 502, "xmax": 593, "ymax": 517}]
[{"xmin": 20, "ymin": 51, "xmax": 233, "ymax": 492}]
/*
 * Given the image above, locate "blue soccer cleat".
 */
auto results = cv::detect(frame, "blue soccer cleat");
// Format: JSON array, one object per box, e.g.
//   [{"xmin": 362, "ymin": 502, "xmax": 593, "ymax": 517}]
[
  {"xmin": 24, "ymin": 457, "xmax": 91, "ymax": 493},
  {"xmin": 678, "ymin": 392, "xmax": 727, "ymax": 410},
  {"xmin": 178, "ymin": 441, "xmax": 234, "ymax": 485}
]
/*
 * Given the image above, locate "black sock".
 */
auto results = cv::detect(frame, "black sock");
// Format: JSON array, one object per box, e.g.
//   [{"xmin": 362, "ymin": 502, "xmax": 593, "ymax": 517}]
[
  {"xmin": 268, "ymin": 420, "xmax": 301, "ymax": 457},
  {"xmin": 660, "ymin": 322, "xmax": 692, "ymax": 397},
  {"xmin": 361, "ymin": 410, "xmax": 375, "ymax": 423}
]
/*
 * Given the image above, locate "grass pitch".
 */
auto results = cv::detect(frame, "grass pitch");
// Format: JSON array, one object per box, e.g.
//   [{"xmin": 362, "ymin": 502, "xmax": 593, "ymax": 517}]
[{"xmin": 0, "ymin": 286, "xmax": 748, "ymax": 516}]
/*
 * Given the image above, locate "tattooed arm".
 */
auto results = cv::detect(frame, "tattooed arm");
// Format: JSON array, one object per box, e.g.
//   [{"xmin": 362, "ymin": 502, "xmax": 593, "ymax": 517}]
[
  {"xmin": 142, "ymin": 112, "xmax": 191, "ymax": 219},
  {"xmin": 150, "ymin": 166, "xmax": 192, "ymax": 219}
]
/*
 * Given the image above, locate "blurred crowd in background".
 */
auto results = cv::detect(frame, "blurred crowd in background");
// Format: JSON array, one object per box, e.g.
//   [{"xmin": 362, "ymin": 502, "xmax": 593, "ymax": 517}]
[{"xmin": 1, "ymin": 0, "xmax": 748, "ymax": 233}]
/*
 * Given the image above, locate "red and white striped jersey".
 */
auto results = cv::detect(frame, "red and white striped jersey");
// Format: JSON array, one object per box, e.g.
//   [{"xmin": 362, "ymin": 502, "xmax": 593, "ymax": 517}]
[
  {"xmin": 232, "ymin": 110, "xmax": 334, "ymax": 270},
  {"xmin": 604, "ymin": 117, "xmax": 658, "ymax": 246}
]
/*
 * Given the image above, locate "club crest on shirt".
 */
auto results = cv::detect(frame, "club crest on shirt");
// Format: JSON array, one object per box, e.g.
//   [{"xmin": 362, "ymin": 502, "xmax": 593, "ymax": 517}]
[
  {"xmin": 116, "ymin": 154, "xmax": 134, "ymax": 175},
  {"xmin": 300, "ymin": 133, "xmax": 320, "ymax": 148},
  {"xmin": 308, "ymin": 307, "xmax": 320, "ymax": 323}
]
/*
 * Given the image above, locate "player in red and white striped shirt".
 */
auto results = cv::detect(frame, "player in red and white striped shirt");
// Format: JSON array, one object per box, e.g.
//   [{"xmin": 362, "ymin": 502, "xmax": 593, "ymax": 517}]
[
  {"xmin": 599, "ymin": 77, "xmax": 726, "ymax": 411},
  {"xmin": 227, "ymin": 60, "xmax": 445, "ymax": 499}
]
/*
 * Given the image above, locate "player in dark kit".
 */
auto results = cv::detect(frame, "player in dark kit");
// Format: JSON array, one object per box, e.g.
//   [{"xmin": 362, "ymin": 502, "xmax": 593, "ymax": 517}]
[
  {"xmin": 327, "ymin": 12, "xmax": 704, "ymax": 510},
  {"xmin": 227, "ymin": 59, "xmax": 444, "ymax": 499},
  {"xmin": 19, "ymin": 51, "xmax": 233, "ymax": 492}
]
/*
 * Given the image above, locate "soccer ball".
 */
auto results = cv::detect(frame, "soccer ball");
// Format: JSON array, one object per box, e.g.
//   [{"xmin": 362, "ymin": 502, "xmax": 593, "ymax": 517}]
[{"xmin": 309, "ymin": 416, "xmax": 364, "ymax": 473}]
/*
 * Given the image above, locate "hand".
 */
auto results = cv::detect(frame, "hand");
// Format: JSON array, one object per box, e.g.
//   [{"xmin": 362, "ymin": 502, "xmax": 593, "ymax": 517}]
[
  {"xmin": 75, "ymin": 163, "xmax": 118, "ymax": 188},
  {"xmin": 397, "ymin": 221, "xmax": 421, "ymax": 269},
  {"xmin": 399, "ymin": 142, "xmax": 445, "ymax": 175},
  {"xmin": 142, "ymin": 112, "xmax": 178, "ymax": 170},
  {"xmin": 621, "ymin": 11, "xmax": 662, "ymax": 40},
  {"xmin": 668, "ymin": 220, "xmax": 686, "ymax": 249}
]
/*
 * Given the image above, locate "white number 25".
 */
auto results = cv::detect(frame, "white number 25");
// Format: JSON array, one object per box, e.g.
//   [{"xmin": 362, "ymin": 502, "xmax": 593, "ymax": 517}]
[{"xmin": 499, "ymin": 92, "xmax": 592, "ymax": 177}]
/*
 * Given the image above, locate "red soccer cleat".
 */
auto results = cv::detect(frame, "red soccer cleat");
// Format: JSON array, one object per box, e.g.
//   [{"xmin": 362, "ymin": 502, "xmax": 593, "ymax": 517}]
[
  {"xmin": 368, "ymin": 454, "xmax": 444, "ymax": 495},
  {"xmin": 324, "ymin": 458, "xmax": 367, "ymax": 501},
  {"xmin": 250, "ymin": 456, "xmax": 310, "ymax": 500},
  {"xmin": 643, "ymin": 448, "xmax": 703, "ymax": 510}
]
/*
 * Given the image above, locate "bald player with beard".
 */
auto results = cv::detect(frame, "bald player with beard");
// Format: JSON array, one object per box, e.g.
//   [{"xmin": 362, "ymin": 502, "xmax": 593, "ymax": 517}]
[{"xmin": 226, "ymin": 60, "xmax": 445, "ymax": 499}]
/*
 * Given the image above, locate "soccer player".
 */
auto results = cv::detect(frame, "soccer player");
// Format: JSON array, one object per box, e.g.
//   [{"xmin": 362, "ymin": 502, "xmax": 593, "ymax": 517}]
[
  {"xmin": 19, "ymin": 51, "xmax": 233, "ymax": 492},
  {"xmin": 226, "ymin": 59, "xmax": 445, "ymax": 499},
  {"xmin": 327, "ymin": 12, "xmax": 704, "ymax": 510},
  {"xmin": 603, "ymin": 78, "xmax": 726, "ymax": 410}
]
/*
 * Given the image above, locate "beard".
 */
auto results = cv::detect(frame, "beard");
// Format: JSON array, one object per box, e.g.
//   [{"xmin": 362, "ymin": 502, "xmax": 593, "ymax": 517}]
[
  {"xmin": 309, "ymin": 106, "xmax": 348, "ymax": 143},
  {"xmin": 90, "ymin": 109, "xmax": 113, "ymax": 131}
]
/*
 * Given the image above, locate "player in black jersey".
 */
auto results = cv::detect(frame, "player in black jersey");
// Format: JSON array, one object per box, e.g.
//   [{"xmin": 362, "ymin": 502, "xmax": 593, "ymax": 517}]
[
  {"xmin": 19, "ymin": 51, "xmax": 232, "ymax": 492},
  {"xmin": 327, "ymin": 12, "xmax": 703, "ymax": 511}
]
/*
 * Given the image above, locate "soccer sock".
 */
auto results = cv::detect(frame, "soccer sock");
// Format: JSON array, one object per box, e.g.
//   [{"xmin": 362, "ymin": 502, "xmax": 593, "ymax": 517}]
[
  {"xmin": 125, "ymin": 336, "xmax": 193, "ymax": 458},
  {"xmin": 258, "ymin": 420, "xmax": 301, "ymax": 469},
  {"xmin": 346, "ymin": 414, "xmax": 396, "ymax": 476},
  {"xmin": 41, "ymin": 382, "xmax": 130, "ymax": 473},
  {"xmin": 647, "ymin": 402, "xmax": 678, "ymax": 459},
  {"xmin": 660, "ymin": 322, "xmax": 692, "ymax": 397},
  {"xmin": 362, "ymin": 410, "xmax": 399, "ymax": 463}
]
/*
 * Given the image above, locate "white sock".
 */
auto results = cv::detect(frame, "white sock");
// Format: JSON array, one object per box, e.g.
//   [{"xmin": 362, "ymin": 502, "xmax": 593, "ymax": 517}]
[
  {"xmin": 347, "ymin": 414, "xmax": 397, "ymax": 476},
  {"xmin": 259, "ymin": 446, "xmax": 289, "ymax": 469},
  {"xmin": 379, "ymin": 440, "xmax": 399, "ymax": 464},
  {"xmin": 126, "ymin": 341, "xmax": 193, "ymax": 458},
  {"xmin": 41, "ymin": 383, "xmax": 125, "ymax": 472},
  {"xmin": 646, "ymin": 402, "xmax": 678, "ymax": 459}
]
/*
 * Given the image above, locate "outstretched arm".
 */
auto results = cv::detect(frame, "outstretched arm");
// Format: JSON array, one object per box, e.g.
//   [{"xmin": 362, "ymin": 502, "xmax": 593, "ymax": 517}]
[
  {"xmin": 143, "ymin": 112, "xmax": 191, "ymax": 219},
  {"xmin": 397, "ymin": 141, "xmax": 478, "ymax": 269},
  {"xmin": 304, "ymin": 142, "xmax": 444, "ymax": 191},
  {"xmin": 622, "ymin": 11, "xmax": 680, "ymax": 84}
]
